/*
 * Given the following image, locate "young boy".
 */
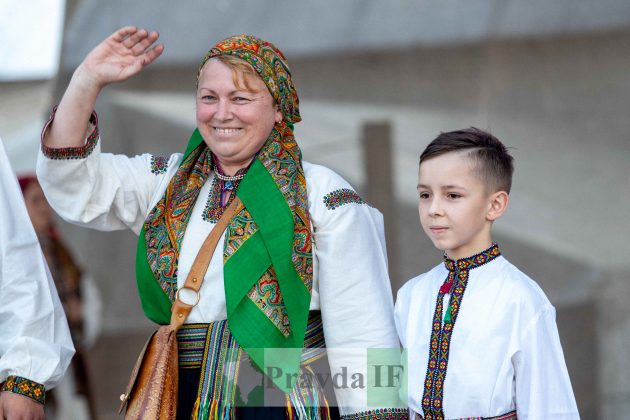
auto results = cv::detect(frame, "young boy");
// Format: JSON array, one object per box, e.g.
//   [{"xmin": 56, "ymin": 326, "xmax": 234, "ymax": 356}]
[{"xmin": 394, "ymin": 128, "xmax": 579, "ymax": 419}]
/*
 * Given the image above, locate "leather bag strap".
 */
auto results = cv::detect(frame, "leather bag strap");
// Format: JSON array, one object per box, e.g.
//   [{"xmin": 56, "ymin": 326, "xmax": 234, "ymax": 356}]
[{"xmin": 170, "ymin": 197, "xmax": 243, "ymax": 329}]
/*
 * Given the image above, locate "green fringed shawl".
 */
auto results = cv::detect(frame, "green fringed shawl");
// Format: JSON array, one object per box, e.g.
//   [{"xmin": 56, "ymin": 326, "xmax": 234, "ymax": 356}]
[{"xmin": 136, "ymin": 124, "xmax": 313, "ymax": 393}]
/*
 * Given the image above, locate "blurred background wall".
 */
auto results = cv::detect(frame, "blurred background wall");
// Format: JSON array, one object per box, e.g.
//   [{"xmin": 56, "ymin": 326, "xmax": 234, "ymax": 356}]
[{"xmin": 2, "ymin": 0, "xmax": 629, "ymax": 418}]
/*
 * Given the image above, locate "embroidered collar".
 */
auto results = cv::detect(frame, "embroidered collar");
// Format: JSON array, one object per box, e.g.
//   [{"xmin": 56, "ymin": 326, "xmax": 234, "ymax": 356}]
[{"xmin": 443, "ymin": 243, "xmax": 501, "ymax": 273}]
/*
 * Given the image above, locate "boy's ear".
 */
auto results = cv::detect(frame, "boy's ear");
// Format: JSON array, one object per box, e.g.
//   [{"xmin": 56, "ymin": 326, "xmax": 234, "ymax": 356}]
[{"xmin": 486, "ymin": 191, "xmax": 509, "ymax": 221}]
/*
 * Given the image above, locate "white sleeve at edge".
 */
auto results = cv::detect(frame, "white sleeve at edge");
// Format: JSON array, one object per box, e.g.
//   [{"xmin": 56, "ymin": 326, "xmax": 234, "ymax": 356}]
[{"xmin": 0, "ymin": 138, "xmax": 74, "ymax": 390}]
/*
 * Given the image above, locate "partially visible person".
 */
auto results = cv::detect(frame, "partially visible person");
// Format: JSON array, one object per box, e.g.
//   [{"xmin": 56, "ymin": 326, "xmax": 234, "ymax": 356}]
[
  {"xmin": 19, "ymin": 174, "xmax": 102, "ymax": 420},
  {"xmin": 394, "ymin": 128, "xmax": 579, "ymax": 419},
  {"xmin": 0, "ymin": 136, "xmax": 75, "ymax": 420}
]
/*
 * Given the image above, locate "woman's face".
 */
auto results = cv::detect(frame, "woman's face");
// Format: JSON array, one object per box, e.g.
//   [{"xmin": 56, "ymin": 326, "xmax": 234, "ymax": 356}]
[
  {"xmin": 23, "ymin": 181, "xmax": 53, "ymax": 234},
  {"xmin": 196, "ymin": 59, "xmax": 282, "ymax": 173}
]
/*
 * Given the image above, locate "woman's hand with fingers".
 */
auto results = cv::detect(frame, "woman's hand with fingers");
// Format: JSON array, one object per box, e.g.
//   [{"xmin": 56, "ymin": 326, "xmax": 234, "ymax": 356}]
[
  {"xmin": 76, "ymin": 26, "xmax": 164, "ymax": 90},
  {"xmin": 43, "ymin": 26, "xmax": 164, "ymax": 149}
]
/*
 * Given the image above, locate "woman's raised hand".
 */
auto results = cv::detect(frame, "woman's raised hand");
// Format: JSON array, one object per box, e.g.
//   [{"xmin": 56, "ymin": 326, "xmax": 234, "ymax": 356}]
[
  {"xmin": 77, "ymin": 26, "xmax": 164, "ymax": 89},
  {"xmin": 43, "ymin": 26, "xmax": 164, "ymax": 149}
]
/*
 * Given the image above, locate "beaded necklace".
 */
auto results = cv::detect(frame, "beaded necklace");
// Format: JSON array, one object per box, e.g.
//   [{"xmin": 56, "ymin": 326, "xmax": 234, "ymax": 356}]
[{"xmin": 202, "ymin": 155, "xmax": 248, "ymax": 222}]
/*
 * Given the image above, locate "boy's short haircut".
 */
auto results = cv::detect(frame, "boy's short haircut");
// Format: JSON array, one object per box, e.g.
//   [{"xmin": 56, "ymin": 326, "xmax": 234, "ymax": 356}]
[{"xmin": 419, "ymin": 127, "xmax": 514, "ymax": 194}]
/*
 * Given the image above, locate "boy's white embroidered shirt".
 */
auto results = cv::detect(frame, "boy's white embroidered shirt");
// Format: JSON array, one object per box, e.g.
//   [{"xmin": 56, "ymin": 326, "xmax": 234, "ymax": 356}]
[{"xmin": 395, "ymin": 256, "xmax": 580, "ymax": 420}]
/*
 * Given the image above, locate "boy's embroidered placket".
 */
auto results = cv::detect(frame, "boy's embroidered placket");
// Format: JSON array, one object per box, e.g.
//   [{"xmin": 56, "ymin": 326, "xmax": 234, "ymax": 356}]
[{"xmin": 421, "ymin": 243, "xmax": 501, "ymax": 419}]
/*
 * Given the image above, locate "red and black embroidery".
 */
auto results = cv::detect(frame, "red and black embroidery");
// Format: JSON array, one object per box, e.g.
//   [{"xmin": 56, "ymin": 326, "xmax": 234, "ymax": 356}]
[
  {"xmin": 150, "ymin": 155, "xmax": 169, "ymax": 175},
  {"xmin": 41, "ymin": 107, "xmax": 99, "ymax": 160},
  {"xmin": 323, "ymin": 188, "xmax": 371, "ymax": 210},
  {"xmin": 340, "ymin": 408, "xmax": 409, "ymax": 419},
  {"xmin": 421, "ymin": 244, "xmax": 501, "ymax": 419}
]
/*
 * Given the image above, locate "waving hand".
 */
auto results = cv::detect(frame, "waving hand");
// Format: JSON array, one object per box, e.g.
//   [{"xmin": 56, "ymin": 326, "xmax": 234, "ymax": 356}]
[
  {"xmin": 80, "ymin": 26, "xmax": 164, "ymax": 88},
  {"xmin": 44, "ymin": 26, "xmax": 164, "ymax": 149}
]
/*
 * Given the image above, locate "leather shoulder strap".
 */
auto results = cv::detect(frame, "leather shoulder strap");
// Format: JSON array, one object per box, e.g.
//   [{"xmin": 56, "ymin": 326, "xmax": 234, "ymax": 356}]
[{"xmin": 170, "ymin": 197, "xmax": 243, "ymax": 328}]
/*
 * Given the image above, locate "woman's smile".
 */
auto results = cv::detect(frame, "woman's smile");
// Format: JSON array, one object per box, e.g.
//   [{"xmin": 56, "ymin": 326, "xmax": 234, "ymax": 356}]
[{"xmin": 212, "ymin": 127, "xmax": 243, "ymax": 138}]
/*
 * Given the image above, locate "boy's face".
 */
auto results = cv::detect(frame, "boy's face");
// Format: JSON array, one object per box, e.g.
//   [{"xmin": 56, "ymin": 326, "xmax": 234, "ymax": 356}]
[{"xmin": 417, "ymin": 151, "xmax": 497, "ymax": 260}]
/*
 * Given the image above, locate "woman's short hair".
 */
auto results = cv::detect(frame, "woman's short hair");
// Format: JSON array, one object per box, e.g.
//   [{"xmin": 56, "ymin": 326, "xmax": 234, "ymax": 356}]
[{"xmin": 211, "ymin": 55, "xmax": 260, "ymax": 93}]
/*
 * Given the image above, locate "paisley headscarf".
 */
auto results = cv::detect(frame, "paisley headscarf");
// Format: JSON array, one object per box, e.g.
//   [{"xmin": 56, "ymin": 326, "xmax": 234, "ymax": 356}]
[
  {"xmin": 135, "ymin": 35, "xmax": 313, "ymax": 392},
  {"xmin": 200, "ymin": 35, "xmax": 301, "ymax": 125}
]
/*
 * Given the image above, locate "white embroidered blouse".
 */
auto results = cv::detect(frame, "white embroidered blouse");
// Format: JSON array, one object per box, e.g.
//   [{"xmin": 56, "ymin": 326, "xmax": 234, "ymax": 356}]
[{"xmin": 36, "ymin": 121, "xmax": 405, "ymax": 417}]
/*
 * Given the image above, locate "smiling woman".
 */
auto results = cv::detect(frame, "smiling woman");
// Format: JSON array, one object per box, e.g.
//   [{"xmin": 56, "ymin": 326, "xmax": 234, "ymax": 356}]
[{"xmin": 36, "ymin": 27, "xmax": 406, "ymax": 420}]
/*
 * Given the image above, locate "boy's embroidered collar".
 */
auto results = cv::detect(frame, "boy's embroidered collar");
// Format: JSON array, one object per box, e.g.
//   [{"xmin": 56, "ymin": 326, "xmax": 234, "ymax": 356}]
[{"xmin": 443, "ymin": 242, "xmax": 501, "ymax": 272}]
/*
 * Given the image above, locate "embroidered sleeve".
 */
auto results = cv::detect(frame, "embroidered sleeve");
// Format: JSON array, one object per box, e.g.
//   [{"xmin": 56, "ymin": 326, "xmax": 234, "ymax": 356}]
[
  {"xmin": 40, "ymin": 106, "xmax": 99, "ymax": 160},
  {"xmin": 323, "ymin": 188, "xmax": 372, "ymax": 210},
  {"xmin": 340, "ymin": 408, "xmax": 409, "ymax": 419},
  {"xmin": 1, "ymin": 376, "xmax": 46, "ymax": 405},
  {"xmin": 149, "ymin": 155, "xmax": 169, "ymax": 175}
]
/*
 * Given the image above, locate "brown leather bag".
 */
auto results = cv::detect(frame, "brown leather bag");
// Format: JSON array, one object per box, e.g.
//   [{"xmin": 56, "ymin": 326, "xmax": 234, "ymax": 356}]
[
  {"xmin": 119, "ymin": 326, "xmax": 179, "ymax": 419},
  {"xmin": 118, "ymin": 198, "xmax": 243, "ymax": 419}
]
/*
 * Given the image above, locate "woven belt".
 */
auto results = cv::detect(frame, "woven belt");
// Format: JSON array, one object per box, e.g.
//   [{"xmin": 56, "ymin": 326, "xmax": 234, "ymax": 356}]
[
  {"xmin": 177, "ymin": 323, "xmax": 210, "ymax": 369},
  {"xmin": 177, "ymin": 310, "xmax": 326, "ymax": 370}
]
